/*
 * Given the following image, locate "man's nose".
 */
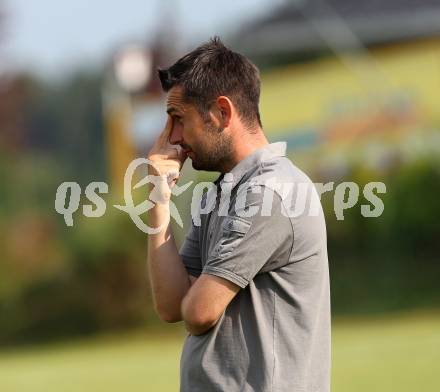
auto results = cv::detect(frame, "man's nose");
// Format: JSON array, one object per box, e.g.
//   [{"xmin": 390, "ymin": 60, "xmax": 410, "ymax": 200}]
[{"xmin": 169, "ymin": 124, "xmax": 183, "ymax": 145}]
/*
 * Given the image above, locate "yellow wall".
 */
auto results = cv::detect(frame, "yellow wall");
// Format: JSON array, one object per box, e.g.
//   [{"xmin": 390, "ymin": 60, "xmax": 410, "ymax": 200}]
[{"xmin": 260, "ymin": 39, "xmax": 440, "ymax": 150}]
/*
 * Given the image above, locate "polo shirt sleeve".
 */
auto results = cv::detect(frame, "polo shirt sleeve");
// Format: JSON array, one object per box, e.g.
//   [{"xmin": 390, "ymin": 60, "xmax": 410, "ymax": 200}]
[
  {"xmin": 179, "ymin": 219, "xmax": 203, "ymax": 278},
  {"xmin": 202, "ymin": 184, "xmax": 293, "ymax": 288}
]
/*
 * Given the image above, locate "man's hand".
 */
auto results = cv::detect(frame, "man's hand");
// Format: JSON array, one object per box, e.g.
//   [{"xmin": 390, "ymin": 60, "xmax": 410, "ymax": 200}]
[
  {"xmin": 147, "ymin": 116, "xmax": 192, "ymax": 323},
  {"xmin": 147, "ymin": 115, "xmax": 187, "ymax": 191}
]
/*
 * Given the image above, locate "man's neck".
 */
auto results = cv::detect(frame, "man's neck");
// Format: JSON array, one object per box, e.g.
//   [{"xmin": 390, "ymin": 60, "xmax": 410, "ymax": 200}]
[{"xmin": 222, "ymin": 130, "xmax": 269, "ymax": 173}]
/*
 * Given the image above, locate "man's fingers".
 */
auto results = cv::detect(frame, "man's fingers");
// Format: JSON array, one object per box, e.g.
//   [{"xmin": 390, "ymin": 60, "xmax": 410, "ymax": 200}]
[
  {"xmin": 158, "ymin": 115, "xmax": 174, "ymax": 145},
  {"xmin": 155, "ymin": 145, "xmax": 186, "ymax": 167},
  {"xmin": 166, "ymin": 170, "xmax": 180, "ymax": 186},
  {"xmin": 148, "ymin": 157, "xmax": 182, "ymax": 176},
  {"xmin": 165, "ymin": 146, "xmax": 180, "ymax": 159},
  {"xmin": 149, "ymin": 147, "xmax": 180, "ymax": 162},
  {"xmin": 166, "ymin": 144, "xmax": 187, "ymax": 162}
]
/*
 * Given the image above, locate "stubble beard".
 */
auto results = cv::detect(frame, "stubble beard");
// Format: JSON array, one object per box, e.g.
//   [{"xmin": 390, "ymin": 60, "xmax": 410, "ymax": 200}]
[{"xmin": 190, "ymin": 122, "xmax": 233, "ymax": 173}]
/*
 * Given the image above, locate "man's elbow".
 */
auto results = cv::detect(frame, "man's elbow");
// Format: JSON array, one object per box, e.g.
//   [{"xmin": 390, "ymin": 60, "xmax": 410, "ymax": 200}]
[
  {"xmin": 184, "ymin": 317, "xmax": 217, "ymax": 336},
  {"xmin": 182, "ymin": 307, "xmax": 219, "ymax": 335}
]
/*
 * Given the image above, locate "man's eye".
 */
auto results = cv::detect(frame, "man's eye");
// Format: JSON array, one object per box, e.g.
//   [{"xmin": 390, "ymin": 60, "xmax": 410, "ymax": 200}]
[{"xmin": 175, "ymin": 116, "xmax": 183, "ymax": 124}]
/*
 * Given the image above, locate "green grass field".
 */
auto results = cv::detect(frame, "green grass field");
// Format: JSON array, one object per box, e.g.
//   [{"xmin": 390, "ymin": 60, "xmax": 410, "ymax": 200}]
[{"xmin": 0, "ymin": 310, "xmax": 439, "ymax": 391}]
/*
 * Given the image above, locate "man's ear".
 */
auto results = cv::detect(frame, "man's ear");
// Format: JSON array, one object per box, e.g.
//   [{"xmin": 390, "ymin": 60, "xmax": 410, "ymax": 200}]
[{"xmin": 215, "ymin": 96, "xmax": 233, "ymax": 128}]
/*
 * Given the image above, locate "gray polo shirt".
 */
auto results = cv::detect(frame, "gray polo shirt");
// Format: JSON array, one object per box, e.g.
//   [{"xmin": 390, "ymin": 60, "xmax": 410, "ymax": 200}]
[{"xmin": 179, "ymin": 142, "xmax": 331, "ymax": 392}]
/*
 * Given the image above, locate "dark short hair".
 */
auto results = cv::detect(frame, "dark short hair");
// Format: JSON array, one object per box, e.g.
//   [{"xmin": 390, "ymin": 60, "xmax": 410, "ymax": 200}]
[{"xmin": 158, "ymin": 37, "xmax": 262, "ymax": 128}]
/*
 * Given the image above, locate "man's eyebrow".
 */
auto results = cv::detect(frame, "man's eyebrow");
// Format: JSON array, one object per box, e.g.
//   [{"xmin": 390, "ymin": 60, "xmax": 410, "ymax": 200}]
[{"xmin": 166, "ymin": 107, "xmax": 180, "ymax": 115}]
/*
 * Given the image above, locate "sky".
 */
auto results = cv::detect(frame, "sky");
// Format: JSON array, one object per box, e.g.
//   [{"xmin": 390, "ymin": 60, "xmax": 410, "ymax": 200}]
[{"xmin": 1, "ymin": 0, "xmax": 281, "ymax": 79}]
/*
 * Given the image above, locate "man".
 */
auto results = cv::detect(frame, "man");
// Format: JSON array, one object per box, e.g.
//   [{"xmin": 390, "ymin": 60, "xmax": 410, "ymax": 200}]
[{"xmin": 147, "ymin": 37, "xmax": 331, "ymax": 392}]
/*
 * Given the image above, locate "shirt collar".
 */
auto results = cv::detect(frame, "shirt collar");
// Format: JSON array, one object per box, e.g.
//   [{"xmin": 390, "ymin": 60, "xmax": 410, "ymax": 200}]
[{"xmin": 215, "ymin": 141, "xmax": 287, "ymax": 188}]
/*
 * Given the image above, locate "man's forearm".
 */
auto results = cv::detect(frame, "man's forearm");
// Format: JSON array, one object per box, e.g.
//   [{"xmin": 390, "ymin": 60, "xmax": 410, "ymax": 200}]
[
  {"xmin": 147, "ymin": 200, "xmax": 191, "ymax": 323},
  {"xmin": 180, "ymin": 274, "xmax": 235, "ymax": 336}
]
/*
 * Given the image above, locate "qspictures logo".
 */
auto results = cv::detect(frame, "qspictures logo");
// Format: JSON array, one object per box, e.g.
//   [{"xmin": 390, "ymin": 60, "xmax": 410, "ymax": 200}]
[{"xmin": 55, "ymin": 158, "xmax": 386, "ymax": 234}]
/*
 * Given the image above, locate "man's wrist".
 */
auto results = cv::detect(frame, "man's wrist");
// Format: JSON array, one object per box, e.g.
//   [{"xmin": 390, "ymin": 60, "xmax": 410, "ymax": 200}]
[{"xmin": 148, "ymin": 175, "xmax": 172, "ymax": 204}]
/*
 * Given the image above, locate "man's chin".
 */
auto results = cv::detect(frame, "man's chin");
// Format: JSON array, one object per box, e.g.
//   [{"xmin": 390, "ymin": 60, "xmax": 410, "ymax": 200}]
[
  {"xmin": 191, "ymin": 158, "xmax": 210, "ymax": 172},
  {"xmin": 191, "ymin": 159, "xmax": 202, "ymax": 171}
]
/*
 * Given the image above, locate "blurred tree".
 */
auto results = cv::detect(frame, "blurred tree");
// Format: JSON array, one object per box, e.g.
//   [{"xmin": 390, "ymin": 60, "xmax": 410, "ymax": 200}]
[
  {"xmin": 0, "ymin": 76, "xmax": 28, "ymax": 152},
  {"xmin": 25, "ymin": 71, "xmax": 106, "ymax": 181}
]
